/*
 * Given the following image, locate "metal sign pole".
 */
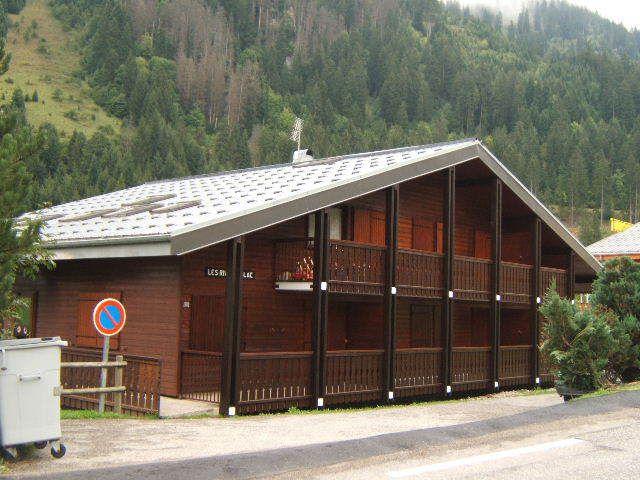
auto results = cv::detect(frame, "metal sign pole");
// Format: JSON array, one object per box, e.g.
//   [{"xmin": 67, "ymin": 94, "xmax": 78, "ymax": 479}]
[{"xmin": 98, "ymin": 336, "xmax": 110, "ymax": 413}]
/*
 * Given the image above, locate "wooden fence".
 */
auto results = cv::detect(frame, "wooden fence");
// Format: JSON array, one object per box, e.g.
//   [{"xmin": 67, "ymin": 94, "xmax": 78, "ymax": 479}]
[
  {"xmin": 61, "ymin": 347, "xmax": 161, "ymax": 416},
  {"xmin": 180, "ymin": 350, "xmax": 222, "ymax": 403},
  {"xmin": 500, "ymin": 262, "xmax": 533, "ymax": 304},
  {"xmin": 325, "ymin": 349, "xmax": 385, "ymax": 405},
  {"xmin": 237, "ymin": 351, "xmax": 313, "ymax": 414},
  {"xmin": 394, "ymin": 347, "xmax": 443, "ymax": 398}
]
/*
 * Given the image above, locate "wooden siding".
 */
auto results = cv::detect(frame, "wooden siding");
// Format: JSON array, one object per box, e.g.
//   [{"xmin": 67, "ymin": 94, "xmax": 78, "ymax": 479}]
[{"xmin": 31, "ymin": 258, "xmax": 181, "ymax": 396}]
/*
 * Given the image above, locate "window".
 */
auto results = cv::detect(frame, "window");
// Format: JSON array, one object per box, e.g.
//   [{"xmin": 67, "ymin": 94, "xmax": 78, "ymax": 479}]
[
  {"xmin": 76, "ymin": 293, "xmax": 121, "ymax": 349},
  {"xmin": 307, "ymin": 207, "xmax": 343, "ymax": 240}
]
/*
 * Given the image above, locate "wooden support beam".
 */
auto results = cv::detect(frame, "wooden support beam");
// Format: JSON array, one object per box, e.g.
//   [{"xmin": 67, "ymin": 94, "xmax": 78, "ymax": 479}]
[
  {"xmin": 443, "ymin": 167, "xmax": 455, "ymax": 395},
  {"xmin": 531, "ymin": 218, "xmax": 541, "ymax": 386},
  {"xmin": 491, "ymin": 179, "xmax": 502, "ymax": 390},
  {"xmin": 312, "ymin": 210, "xmax": 329, "ymax": 408},
  {"xmin": 568, "ymin": 251, "xmax": 576, "ymax": 299},
  {"xmin": 220, "ymin": 236, "xmax": 244, "ymax": 416},
  {"xmin": 384, "ymin": 185, "xmax": 399, "ymax": 401}
]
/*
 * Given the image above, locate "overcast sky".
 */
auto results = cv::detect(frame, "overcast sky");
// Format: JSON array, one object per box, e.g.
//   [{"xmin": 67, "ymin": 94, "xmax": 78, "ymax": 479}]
[{"xmin": 454, "ymin": 1, "xmax": 640, "ymax": 30}]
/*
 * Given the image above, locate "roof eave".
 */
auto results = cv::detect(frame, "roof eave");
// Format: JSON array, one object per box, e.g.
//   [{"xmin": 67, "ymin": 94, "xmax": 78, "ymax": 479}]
[{"xmin": 49, "ymin": 235, "xmax": 171, "ymax": 260}]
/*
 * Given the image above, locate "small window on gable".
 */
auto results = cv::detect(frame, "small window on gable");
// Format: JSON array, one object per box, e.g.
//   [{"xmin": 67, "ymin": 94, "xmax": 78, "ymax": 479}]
[{"xmin": 76, "ymin": 293, "xmax": 121, "ymax": 349}]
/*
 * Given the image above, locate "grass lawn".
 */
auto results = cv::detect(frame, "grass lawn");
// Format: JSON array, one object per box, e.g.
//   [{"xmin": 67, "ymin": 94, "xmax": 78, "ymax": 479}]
[
  {"xmin": 2, "ymin": 0, "xmax": 120, "ymax": 136},
  {"xmin": 61, "ymin": 409, "xmax": 156, "ymax": 420}
]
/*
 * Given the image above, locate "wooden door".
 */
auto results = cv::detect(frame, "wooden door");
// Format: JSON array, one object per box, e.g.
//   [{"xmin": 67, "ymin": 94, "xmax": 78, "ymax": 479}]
[{"xmin": 189, "ymin": 295, "xmax": 225, "ymax": 352}]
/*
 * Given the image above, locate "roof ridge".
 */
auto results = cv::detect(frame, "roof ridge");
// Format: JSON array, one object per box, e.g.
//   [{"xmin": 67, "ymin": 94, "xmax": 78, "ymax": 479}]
[{"xmin": 143, "ymin": 138, "xmax": 479, "ymax": 185}]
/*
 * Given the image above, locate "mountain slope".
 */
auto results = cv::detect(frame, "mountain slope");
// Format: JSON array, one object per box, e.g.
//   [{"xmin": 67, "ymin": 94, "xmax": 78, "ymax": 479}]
[{"xmin": 2, "ymin": 0, "xmax": 119, "ymax": 136}]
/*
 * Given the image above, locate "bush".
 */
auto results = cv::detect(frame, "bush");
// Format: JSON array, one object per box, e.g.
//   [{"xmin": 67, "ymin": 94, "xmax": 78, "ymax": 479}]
[{"xmin": 540, "ymin": 289, "xmax": 614, "ymax": 392}]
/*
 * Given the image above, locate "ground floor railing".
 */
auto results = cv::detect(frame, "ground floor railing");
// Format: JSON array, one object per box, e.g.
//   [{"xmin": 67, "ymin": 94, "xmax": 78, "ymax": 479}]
[
  {"xmin": 61, "ymin": 347, "xmax": 161, "ymax": 417},
  {"xmin": 452, "ymin": 346, "xmax": 492, "ymax": 392},
  {"xmin": 237, "ymin": 351, "xmax": 313, "ymax": 413},
  {"xmin": 394, "ymin": 347, "xmax": 443, "ymax": 398},
  {"xmin": 180, "ymin": 350, "xmax": 222, "ymax": 403},
  {"xmin": 499, "ymin": 345, "xmax": 531, "ymax": 388},
  {"xmin": 325, "ymin": 349, "xmax": 385, "ymax": 405},
  {"xmin": 538, "ymin": 349, "xmax": 554, "ymax": 385}
]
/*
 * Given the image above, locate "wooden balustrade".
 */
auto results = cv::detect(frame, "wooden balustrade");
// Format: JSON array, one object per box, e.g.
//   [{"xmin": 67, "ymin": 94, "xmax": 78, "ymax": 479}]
[
  {"xmin": 453, "ymin": 256, "xmax": 492, "ymax": 301},
  {"xmin": 180, "ymin": 350, "xmax": 222, "ymax": 403},
  {"xmin": 61, "ymin": 347, "xmax": 161, "ymax": 416},
  {"xmin": 328, "ymin": 241, "xmax": 385, "ymax": 295},
  {"xmin": 237, "ymin": 351, "xmax": 313, "ymax": 413},
  {"xmin": 500, "ymin": 262, "xmax": 533, "ymax": 304},
  {"xmin": 396, "ymin": 250, "xmax": 444, "ymax": 298},
  {"xmin": 451, "ymin": 346, "xmax": 492, "ymax": 392},
  {"xmin": 274, "ymin": 238, "xmax": 315, "ymax": 282},
  {"xmin": 541, "ymin": 267, "xmax": 567, "ymax": 298},
  {"xmin": 394, "ymin": 348, "xmax": 443, "ymax": 398},
  {"xmin": 325, "ymin": 349, "xmax": 385, "ymax": 405},
  {"xmin": 538, "ymin": 348, "xmax": 554, "ymax": 385},
  {"xmin": 499, "ymin": 345, "xmax": 531, "ymax": 388}
]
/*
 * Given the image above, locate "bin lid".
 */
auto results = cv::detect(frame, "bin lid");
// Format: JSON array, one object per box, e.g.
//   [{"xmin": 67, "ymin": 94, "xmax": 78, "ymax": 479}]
[{"xmin": 0, "ymin": 337, "xmax": 68, "ymax": 350}]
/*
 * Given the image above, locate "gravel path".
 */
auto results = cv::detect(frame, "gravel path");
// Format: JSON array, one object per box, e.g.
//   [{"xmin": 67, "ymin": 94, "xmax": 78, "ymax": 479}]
[{"xmin": 7, "ymin": 391, "xmax": 562, "ymax": 477}]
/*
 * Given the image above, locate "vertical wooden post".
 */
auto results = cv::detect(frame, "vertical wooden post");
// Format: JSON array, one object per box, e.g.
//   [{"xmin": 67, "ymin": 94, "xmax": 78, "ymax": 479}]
[
  {"xmin": 220, "ymin": 236, "xmax": 244, "ymax": 417},
  {"xmin": 98, "ymin": 336, "xmax": 110, "ymax": 414},
  {"xmin": 568, "ymin": 251, "xmax": 575, "ymax": 299},
  {"xmin": 443, "ymin": 167, "xmax": 455, "ymax": 395},
  {"xmin": 114, "ymin": 354, "xmax": 124, "ymax": 415},
  {"xmin": 491, "ymin": 179, "xmax": 502, "ymax": 390},
  {"xmin": 312, "ymin": 210, "xmax": 329, "ymax": 408},
  {"xmin": 531, "ymin": 218, "xmax": 541, "ymax": 386},
  {"xmin": 384, "ymin": 185, "xmax": 399, "ymax": 401}
]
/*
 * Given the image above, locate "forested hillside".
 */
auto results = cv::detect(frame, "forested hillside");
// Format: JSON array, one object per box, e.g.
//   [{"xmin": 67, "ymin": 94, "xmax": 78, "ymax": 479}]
[{"xmin": 5, "ymin": 0, "xmax": 640, "ymax": 244}]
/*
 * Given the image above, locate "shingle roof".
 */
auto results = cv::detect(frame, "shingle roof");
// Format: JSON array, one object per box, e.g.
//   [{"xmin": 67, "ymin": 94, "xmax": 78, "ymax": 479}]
[
  {"xmin": 17, "ymin": 138, "xmax": 600, "ymax": 275},
  {"xmin": 20, "ymin": 139, "xmax": 475, "ymax": 246},
  {"xmin": 587, "ymin": 223, "xmax": 640, "ymax": 256}
]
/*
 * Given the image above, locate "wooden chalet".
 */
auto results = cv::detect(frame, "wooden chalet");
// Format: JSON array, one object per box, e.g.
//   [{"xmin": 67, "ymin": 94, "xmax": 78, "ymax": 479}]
[
  {"xmin": 17, "ymin": 139, "xmax": 600, "ymax": 415},
  {"xmin": 588, "ymin": 222, "xmax": 640, "ymax": 262}
]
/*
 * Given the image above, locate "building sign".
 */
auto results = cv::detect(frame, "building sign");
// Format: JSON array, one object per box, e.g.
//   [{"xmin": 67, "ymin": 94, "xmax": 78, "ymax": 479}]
[{"xmin": 205, "ymin": 267, "xmax": 255, "ymax": 279}]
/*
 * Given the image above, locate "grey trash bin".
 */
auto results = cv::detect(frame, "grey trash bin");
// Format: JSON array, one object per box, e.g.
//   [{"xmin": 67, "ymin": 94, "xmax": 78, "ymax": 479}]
[{"xmin": 0, "ymin": 337, "xmax": 68, "ymax": 460}]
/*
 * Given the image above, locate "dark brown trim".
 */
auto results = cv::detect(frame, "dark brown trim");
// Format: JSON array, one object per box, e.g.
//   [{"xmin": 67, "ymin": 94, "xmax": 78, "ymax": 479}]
[
  {"xmin": 220, "ymin": 236, "xmax": 244, "ymax": 416},
  {"xmin": 531, "ymin": 218, "xmax": 541, "ymax": 385},
  {"xmin": 384, "ymin": 185, "xmax": 399, "ymax": 399},
  {"xmin": 312, "ymin": 211, "xmax": 327, "ymax": 406},
  {"xmin": 443, "ymin": 167, "xmax": 455, "ymax": 393},
  {"xmin": 491, "ymin": 179, "xmax": 502, "ymax": 388},
  {"xmin": 568, "ymin": 251, "xmax": 576, "ymax": 299}
]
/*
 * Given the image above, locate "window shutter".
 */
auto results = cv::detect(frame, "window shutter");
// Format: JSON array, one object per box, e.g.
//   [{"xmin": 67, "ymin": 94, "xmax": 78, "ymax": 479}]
[
  {"xmin": 412, "ymin": 217, "xmax": 434, "ymax": 251},
  {"xmin": 435, "ymin": 222, "xmax": 444, "ymax": 253},
  {"xmin": 370, "ymin": 210, "xmax": 386, "ymax": 246},
  {"xmin": 398, "ymin": 216, "xmax": 413, "ymax": 249},
  {"xmin": 474, "ymin": 230, "xmax": 492, "ymax": 259},
  {"xmin": 353, "ymin": 209, "xmax": 371, "ymax": 243}
]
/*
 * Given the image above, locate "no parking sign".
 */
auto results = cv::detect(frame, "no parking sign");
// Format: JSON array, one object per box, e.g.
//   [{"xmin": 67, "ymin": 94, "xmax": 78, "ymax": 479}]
[{"xmin": 92, "ymin": 298, "xmax": 126, "ymax": 337}]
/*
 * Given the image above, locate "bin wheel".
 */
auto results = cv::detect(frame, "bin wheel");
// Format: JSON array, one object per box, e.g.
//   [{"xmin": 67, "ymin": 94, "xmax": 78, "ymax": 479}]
[
  {"xmin": 51, "ymin": 444, "xmax": 66, "ymax": 459},
  {"xmin": 1, "ymin": 447, "xmax": 17, "ymax": 461},
  {"xmin": 34, "ymin": 441, "xmax": 48, "ymax": 450}
]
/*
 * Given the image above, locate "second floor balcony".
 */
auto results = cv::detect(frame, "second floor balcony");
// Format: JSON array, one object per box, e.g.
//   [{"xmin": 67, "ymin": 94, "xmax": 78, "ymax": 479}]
[{"xmin": 274, "ymin": 238, "xmax": 568, "ymax": 303}]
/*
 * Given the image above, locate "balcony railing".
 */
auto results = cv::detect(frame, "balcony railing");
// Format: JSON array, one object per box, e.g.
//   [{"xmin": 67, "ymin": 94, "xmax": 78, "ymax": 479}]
[
  {"xmin": 274, "ymin": 240, "xmax": 568, "ymax": 302},
  {"xmin": 394, "ymin": 347, "xmax": 443, "ymax": 398},
  {"xmin": 453, "ymin": 256, "xmax": 492, "ymax": 301},
  {"xmin": 325, "ymin": 349, "xmax": 385, "ymax": 405},
  {"xmin": 451, "ymin": 346, "xmax": 492, "ymax": 392},
  {"xmin": 499, "ymin": 345, "xmax": 531, "ymax": 388},
  {"xmin": 500, "ymin": 262, "xmax": 533, "ymax": 304},
  {"xmin": 396, "ymin": 249, "xmax": 444, "ymax": 299},
  {"xmin": 237, "ymin": 351, "xmax": 313, "ymax": 413}
]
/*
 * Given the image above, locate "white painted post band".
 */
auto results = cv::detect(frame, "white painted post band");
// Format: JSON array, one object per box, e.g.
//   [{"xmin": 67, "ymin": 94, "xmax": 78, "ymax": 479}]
[
  {"xmin": 317, "ymin": 397, "xmax": 324, "ymax": 407},
  {"xmin": 388, "ymin": 391, "xmax": 394, "ymax": 400},
  {"xmin": 535, "ymin": 377, "xmax": 540, "ymax": 385},
  {"xmin": 446, "ymin": 385, "xmax": 452, "ymax": 394},
  {"xmin": 496, "ymin": 294, "xmax": 501, "ymax": 302},
  {"xmin": 494, "ymin": 381, "xmax": 499, "ymax": 389},
  {"xmin": 571, "ymin": 299, "xmax": 575, "ymax": 305},
  {"xmin": 320, "ymin": 281, "xmax": 327, "ymax": 291},
  {"xmin": 391, "ymin": 286, "xmax": 397, "ymax": 295},
  {"xmin": 228, "ymin": 406, "xmax": 236, "ymax": 416},
  {"xmin": 536, "ymin": 296, "xmax": 541, "ymax": 304},
  {"xmin": 448, "ymin": 290, "xmax": 454, "ymax": 299}
]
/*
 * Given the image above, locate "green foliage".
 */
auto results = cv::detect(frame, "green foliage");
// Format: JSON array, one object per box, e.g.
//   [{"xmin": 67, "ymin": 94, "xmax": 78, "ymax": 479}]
[
  {"xmin": 540, "ymin": 288, "xmax": 614, "ymax": 391},
  {"xmin": 592, "ymin": 257, "xmax": 640, "ymax": 321}
]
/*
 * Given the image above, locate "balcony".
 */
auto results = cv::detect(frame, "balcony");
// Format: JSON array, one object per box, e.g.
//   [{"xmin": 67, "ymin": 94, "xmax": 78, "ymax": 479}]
[{"xmin": 273, "ymin": 239, "xmax": 567, "ymax": 301}]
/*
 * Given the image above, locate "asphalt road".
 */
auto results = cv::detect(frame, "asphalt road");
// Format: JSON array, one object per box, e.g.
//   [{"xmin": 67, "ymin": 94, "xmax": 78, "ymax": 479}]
[{"xmin": 11, "ymin": 390, "xmax": 640, "ymax": 480}]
